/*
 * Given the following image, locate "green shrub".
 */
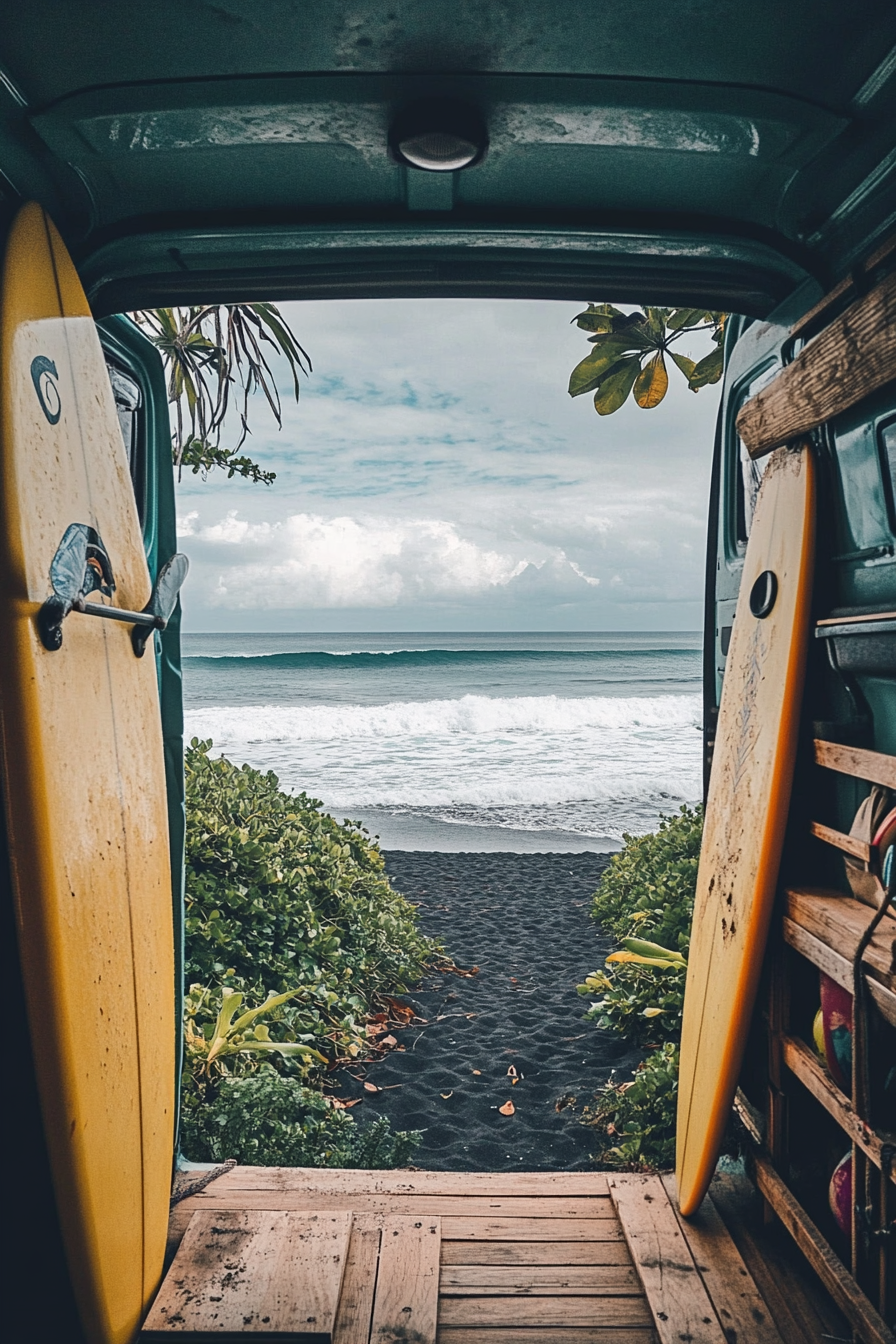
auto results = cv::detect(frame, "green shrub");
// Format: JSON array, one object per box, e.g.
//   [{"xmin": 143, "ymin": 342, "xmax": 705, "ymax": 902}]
[
  {"xmin": 578, "ymin": 958, "xmax": 686, "ymax": 1047},
  {"xmin": 183, "ymin": 740, "xmax": 438, "ymax": 1072},
  {"xmin": 581, "ymin": 1044, "xmax": 680, "ymax": 1170},
  {"xmin": 579, "ymin": 806, "xmax": 702, "ymax": 1169},
  {"xmin": 579, "ymin": 807, "xmax": 701, "ymax": 1046},
  {"xmin": 181, "ymin": 1069, "xmax": 421, "ymax": 1169},
  {"xmin": 590, "ymin": 804, "xmax": 702, "ymax": 951},
  {"xmin": 180, "ymin": 741, "xmax": 439, "ymax": 1167},
  {"xmin": 185, "ymin": 739, "xmax": 434, "ymax": 995}
]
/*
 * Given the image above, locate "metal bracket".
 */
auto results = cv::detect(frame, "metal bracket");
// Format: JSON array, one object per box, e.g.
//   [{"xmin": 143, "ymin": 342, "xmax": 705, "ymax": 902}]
[{"xmin": 38, "ymin": 524, "xmax": 188, "ymax": 655}]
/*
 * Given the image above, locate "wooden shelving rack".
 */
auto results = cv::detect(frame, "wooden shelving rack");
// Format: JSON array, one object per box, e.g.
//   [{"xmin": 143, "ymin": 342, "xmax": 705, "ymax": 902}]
[{"xmin": 741, "ymin": 738, "xmax": 896, "ymax": 1342}]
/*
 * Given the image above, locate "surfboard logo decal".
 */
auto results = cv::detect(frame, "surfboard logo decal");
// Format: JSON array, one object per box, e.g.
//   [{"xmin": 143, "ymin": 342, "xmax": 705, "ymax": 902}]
[{"xmin": 30, "ymin": 355, "xmax": 61, "ymax": 424}]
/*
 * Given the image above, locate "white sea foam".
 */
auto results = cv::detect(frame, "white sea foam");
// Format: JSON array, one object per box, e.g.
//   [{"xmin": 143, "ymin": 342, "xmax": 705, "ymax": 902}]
[
  {"xmin": 185, "ymin": 693, "xmax": 702, "ymax": 837},
  {"xmin": 185, "ymin": 692, "xmax": 700, "ymax": 743}
]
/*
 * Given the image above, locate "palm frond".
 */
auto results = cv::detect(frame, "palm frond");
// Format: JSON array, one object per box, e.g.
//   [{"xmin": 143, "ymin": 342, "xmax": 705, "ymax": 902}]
[{"xmin": 132, "ymin": 303, "xmax": 312, "ymax": 483}]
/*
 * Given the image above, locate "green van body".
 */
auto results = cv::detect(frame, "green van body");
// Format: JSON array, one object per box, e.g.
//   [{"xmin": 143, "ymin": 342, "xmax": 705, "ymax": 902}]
[{"xmin": 0, "ymin": 5, "xmax": 894, "ymax": 1337}]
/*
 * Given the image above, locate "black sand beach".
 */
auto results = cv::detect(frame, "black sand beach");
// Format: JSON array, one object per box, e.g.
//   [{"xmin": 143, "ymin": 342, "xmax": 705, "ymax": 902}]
[{"xmin": 330, "ymin": 851, "xmax": 644, "ymax": 1171}]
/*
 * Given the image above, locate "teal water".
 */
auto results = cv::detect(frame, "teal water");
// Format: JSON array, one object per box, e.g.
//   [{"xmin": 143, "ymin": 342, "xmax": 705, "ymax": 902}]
[{"xmin": 182, "ymin": 631, "xmax": 702, "ymax": 851}]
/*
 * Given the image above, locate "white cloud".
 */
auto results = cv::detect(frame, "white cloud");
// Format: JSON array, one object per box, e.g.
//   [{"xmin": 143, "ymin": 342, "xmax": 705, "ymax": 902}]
[
  {"xmin": 569, "ymin": 561, "xmax": 600, "ymax": 587},
  {"xmin": 196, "ymin": 512, "xmax": 527, "ymax": 608},
  {"xmin": 172, "ymin": 298, "xmax": 720, "ymax": 629}
]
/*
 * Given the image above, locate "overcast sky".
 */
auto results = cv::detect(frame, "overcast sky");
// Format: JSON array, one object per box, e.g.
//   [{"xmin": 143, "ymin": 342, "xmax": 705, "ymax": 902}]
[{"xmin": 174, "ymin": 299, "xmax": 720, "ymax": 632}]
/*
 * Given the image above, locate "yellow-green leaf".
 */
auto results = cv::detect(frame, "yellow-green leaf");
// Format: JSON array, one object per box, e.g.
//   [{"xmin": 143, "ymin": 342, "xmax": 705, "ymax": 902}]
[
  {"xmin": 572, "ymin": 302, "xmax": 625, "ymax": 332},
  {"xmin": 621, "ymin": 937, "xmax": 686, "ymax": 963},
  {"xmin": 688, "ymin": 346, "xmax": 724, "ymax": 389},
  {"xmin": 593, "ymin": 357, "xmax": 641, "ymax": 415},
  {"xmin": 568, "ymin": 337, "xmax": 640, "ymax": 397},
  {"xmin": 669, "ymin": 351, "xmax": 696, "ymax": 382},
  {"xmin": 606, "ymin": 950, "xmax": 681, "ymax": 968},
  {"xmin": 633, "ymin": 352, "xmax": 669, "ymax": 409},
  {"xmin": 667, "ymin": 308, "xmax": 707, "ymax": 331}
]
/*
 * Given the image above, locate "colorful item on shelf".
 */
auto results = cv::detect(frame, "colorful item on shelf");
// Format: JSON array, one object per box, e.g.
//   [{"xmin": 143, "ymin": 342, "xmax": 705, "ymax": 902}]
[
  {"xmin": 812, "ymin": 1008, "xmax": 826, "ymax": 1060},
  {"xmin": 819, "ymin": 972, "xmax": 853, "ymax": 1092},
  {"xmin": 828, "ymin": 1150, "xmax": 853, "ymax": 1236},
  {"xmin": 844, "ymin": 792, "xmax": 896, "ymax": 909}
]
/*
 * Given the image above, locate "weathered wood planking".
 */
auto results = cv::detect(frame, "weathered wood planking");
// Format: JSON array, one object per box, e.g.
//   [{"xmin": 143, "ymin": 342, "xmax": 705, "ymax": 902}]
[
  {"xmin": 785, "ymin": 888, "xmax": 896, "ymax": 987},
  {"xmin": 210, "ymin": 1168, "xmax": 610, "ymax": 1197},
  {"xmin": 438, "ymin": 1295, "xmax": 653, "ymax": 1326},
  {"xmin": 439, "ymin": 1263, "xmax": 641, "ymax": 1294},
  {"xmin": 709, "ymin": 1171, "xmax": 851, "ymax": 1344},
  {"xmin": 782, "ymin": 917, "xmax": 896, "ymax": 1027},
  {"xmin": 813, "ymin": 739, "xmax": 896, "ymax": 790},
  {"xmin": 439, "ymin": 1240, "xmax": 633, "ymax": 1266},
  {"xmin": 369, "ymin": 1215, "xmax": 440, "ymax": 1344},
  {"xmin": 736, "ymin": 270, "xmax": 896, "ymax": 459},
  {"xmin": 752, "ymin": 1153, "xmax": 896, "ymax": 1344},
  {"xmin": 808, "ymin": 819, "xmax": 871, "ymax": 862},
  {"xmin": 165, "ymin": 1211, "xmax": 625, "ymax": 1266},
  {"xmin": 332, "ymin": 1217, "xmax": 381, "ymax": 1344},
  {"xmin": 436, "ymin": 1330, "xmax": 658, "ymax": 1344},
  {"xmin": 441, "ymin": 1218, "xmax": 624, "ymax": 1242},
  {"xmin": 179, "ymin": 1192, "xmax": 616, "ymax": 1219},
  {"xmin": 660, "ymin": 1175, "xmax": 785, "ymax": 1344},
  {"xmin": 608, "ymin": 1175, "xmax": 727, "ymax": 1344},
  {"xmin": 783, "ymin": 1034, "xmax": 896, "ymax": 1178},
  {"xmin": 143, "ymin": 1210, "xmax": 352, "ymax": 1340}
]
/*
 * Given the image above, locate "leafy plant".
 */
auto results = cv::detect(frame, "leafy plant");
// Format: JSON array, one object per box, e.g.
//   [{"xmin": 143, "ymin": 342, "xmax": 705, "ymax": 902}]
[
  {"xmin": 180, "ymin": 1069, "xmax": 421, "ymax": 1169},
  {"xmin": 179, "ymin": 741, "xmax": 439, "ymax": 1168},
  {"xmin": 578, "ymin": 937, "xmax": 687, "ymax": 1047},
  {"xmin": 184, "ymin": 984, "xmax": 327, "ymax": 1076},
  {"xmin": 184, "ymin": 740, "xmax": 436, "ymax": 1017},
  {"xmin": 133, "ymin": 304, "xmax": 311, "ymax": 482},
  {"xmin": 568, "ymin": 305, "xmax": 726, "ymax": 416},
  {"xmin": 581, "ymin": 1043, "xmax": 680, "ymax": 1170},
  {"xmin": 590, "ymin": 804, "xmax": 703, "ymax": 951},
  {"xmin": 579, "ymin": 807, "xmax": 702, "ymax": 1168}
]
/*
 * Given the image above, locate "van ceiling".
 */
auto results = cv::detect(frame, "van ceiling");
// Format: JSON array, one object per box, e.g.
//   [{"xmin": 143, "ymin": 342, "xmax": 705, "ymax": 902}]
[{"xmin": 1, "ymin": 2, "xmax": 893, "ymax": 314}]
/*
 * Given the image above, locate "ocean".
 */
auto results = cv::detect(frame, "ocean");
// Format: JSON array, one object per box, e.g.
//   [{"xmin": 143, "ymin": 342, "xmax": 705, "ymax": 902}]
[{"xmin": 181, "ymin": 632, "xmax": 703, "ymax": 852}]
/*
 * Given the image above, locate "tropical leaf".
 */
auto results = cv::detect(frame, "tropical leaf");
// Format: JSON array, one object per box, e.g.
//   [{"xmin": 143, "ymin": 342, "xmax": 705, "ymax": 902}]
[
  {"xmin": 667, "ymin": 308, "xmax": 711, "ymax": 331},
  {"xmin": 568, "ymin": 305, "xmax": 727, "ymax": 417},
  {"xmin": 620, "ymin": 937, "xmax": 686, "ymax": 963},
  {"xmin": 644, "ymin": 307, "xmax": 667, "ymax": 340},
  {"xmin": 605, "ymin": 950, "xmax": 682, "ymax": 968},
  {"xmin": 687, "ymin": 345, "xmax": 724, "ymax": 389},
  {"xmin": 568, "ymin": 337, "xmax": 643, "ymax": 397},
  {"xmin": 593, "ymin": 357, "xmax": 641, "ymax": 415},
  {"xmin": 572, "ymin": 302, "xmax": 626, "ymax": 333},
  {"xmin": 669, "ymin": 351, "xmax": 697, "ymax": 382},
  {"xmin": 633, "ymin": 352, "xmax": 669, "ymax": 409},
  {"xmin": 133, "ymin": 303, "xmax": 312, "ymax": 482}
]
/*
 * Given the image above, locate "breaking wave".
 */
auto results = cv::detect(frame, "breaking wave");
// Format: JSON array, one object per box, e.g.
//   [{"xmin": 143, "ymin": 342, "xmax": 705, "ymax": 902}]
[{"xmin": 185, "ymin": 692, "xmax": 700, "ymax": 743}]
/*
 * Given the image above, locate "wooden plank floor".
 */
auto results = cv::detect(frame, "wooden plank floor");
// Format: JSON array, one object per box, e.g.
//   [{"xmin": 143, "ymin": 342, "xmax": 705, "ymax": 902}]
[{"xmin": 160, "ymin": 1167, "xmax": 789, "ymax": 1343}]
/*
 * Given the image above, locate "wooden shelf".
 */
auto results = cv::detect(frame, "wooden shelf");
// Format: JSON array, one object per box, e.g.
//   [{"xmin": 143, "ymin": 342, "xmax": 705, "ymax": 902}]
[
  {"xmin": 809, "ymin": 819, "xmax": 871, "ymax": 863},
  {"xmin": 782, "ymin": 887, "xmax": 896, "ymax": 1027},
  {"xmin": 813, "ymin": 739, "xmax": 896, "ymax": 789},
  {"xmin": 751, "ymin": 1153, "xmax": 896, "ymax": 1344},
  {"xmin": 781, "ymin": 1034, "xmax": 896, "ymax": 1178}
]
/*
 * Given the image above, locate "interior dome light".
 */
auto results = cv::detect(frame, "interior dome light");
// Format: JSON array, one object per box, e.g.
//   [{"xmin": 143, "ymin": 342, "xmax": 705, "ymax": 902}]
[{"xmin": 391, "ymin": 100, "xmax": 487, "ymax": 172}]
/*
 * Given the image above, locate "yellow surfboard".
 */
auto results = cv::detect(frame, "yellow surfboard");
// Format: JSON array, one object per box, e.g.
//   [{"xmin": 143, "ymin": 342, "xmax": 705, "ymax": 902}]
[
  {"xmin": 0, "ymin": 204, "xmax": 174, "ymax": 1342},
  {"xmin": 676, "ymin": 441, "xmax": 815, "ymax": 1217}
]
